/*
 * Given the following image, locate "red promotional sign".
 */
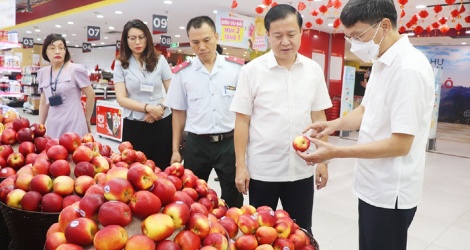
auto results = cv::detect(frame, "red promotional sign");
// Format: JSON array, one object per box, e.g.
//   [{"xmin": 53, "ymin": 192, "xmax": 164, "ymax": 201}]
[{"xmin": 96, "ymin": 102, "xmax": 123, "ymax": 142}]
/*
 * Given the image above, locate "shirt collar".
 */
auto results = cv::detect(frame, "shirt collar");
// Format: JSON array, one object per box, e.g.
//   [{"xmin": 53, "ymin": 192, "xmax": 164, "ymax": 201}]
[
  {"xmin": 266, "ymin": 50, "xmax": 302, "ymax": 69},
  {"xmin": 376, "ymin": 35, "xmax": 410, "ymax": 66},
  {"xmin": 193, "ymin": 53, "xmax": 224, "ymax": 70}
]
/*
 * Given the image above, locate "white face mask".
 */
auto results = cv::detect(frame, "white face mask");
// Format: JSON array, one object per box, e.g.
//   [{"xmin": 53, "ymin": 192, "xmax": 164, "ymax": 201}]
[{"xmin": 350, "ymin": 22, "xmax": 384, "ymax": 62}]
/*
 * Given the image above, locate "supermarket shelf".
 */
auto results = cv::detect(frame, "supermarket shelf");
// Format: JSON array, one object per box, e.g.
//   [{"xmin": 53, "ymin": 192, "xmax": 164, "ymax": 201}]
[
  {"xmin": 0, "ymin": 67, "xmax": 22, "ymax": 73},
  {"xmin": 0, "ymin": 41, "xmax": 21, "ymax": 50}
]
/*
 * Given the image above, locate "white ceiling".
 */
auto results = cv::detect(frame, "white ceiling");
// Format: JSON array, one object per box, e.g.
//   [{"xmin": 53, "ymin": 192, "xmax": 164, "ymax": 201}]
[{"xmin": 7, "ymin": 0, "xmax": 470, "ymax": 61}]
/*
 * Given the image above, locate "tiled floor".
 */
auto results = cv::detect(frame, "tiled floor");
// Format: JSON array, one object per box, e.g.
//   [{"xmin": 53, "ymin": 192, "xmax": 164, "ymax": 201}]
[{"xmin": 15, "ymin": 108, "xmax": 470, "ymax": 250}]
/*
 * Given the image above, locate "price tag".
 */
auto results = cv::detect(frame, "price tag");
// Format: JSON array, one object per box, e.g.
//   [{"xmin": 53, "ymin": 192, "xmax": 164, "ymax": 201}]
[
  {"xmin": 152, "ymin": 15, "xmax": 168, "ymax": 34},
  {"xmin": 82, "ymin": 42, "xmax": 92, "ymax": 53},
  {"xmin": 161, "ymin": 35, "xmax": 171, "ymax": 48},
  {"xmin": 87, "ymin": 26, "xmax": 100, "ymax": 41},
  {"xmin": 23, "ymin": 37, "xmax": 34, "ymax": 48},
  {"xmin": 116, "ymin": 40, "xmax": 121, "ymax": 52}
]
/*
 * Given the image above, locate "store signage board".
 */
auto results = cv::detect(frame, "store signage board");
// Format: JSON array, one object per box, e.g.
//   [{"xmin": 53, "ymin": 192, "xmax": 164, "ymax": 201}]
[
  {"xmin": 87, "ymin": 26, "xmax": 100, "ymax": 41},
  {"xmin": 161, "ymin": 35, "xmax": 171, "ymax": 47},
  {"xmin": 116, "ymin": 40, "xmax": 120, "ymax": 52},
  {"xmin": 82, "ymin": 42, "xmax": 92, "ymax": 53},
  {"xmin": 0, "ymin": 0, "xmax": 15, "ymax": 29},
  {"xmin": 339, "ymin": 66, "xmax": 356, "ymax": 138},
  {"xmin": 152, "ymin": 15, "xmax": 168, "ymax": 34},
  {"xmin": 23, "ymin": 37, "xmax": 34, "ymax": 48},
  {"xmin": 170, "ymin": 42, "xmax": 179, "ymax": 48}
]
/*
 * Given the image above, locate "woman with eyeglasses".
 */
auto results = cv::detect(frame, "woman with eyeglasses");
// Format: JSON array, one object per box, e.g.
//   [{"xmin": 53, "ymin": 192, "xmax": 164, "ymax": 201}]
[
  {"xmin": 37, "ymin": 33, "xmax": 95, "ymax": 139},
  {"xmin": 114, "ymin": 19, "xmax": 173, "ymax": 169}
]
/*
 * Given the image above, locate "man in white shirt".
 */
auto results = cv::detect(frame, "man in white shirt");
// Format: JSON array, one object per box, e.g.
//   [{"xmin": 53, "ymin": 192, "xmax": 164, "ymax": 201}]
[
  {"xmin": 297, "ymin": 0, "xmax": 435, "ymax": 249},
  {"xmin": 230, "ymin": 4, "xmax": 332, "ymax": 233}
]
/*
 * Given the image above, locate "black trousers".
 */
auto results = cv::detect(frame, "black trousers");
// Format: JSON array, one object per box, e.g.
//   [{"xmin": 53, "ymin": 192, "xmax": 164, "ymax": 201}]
[
  {"xmin": 249, "ymin": 177, "xmax": 314, "ymax": 234},
  {"xmin": 122, "ymin": 114, "xmax": 173, "ymax": 170},
  {"xmin": 358, "ymin": 199, "xmax": 417, "ymax": 250},
  {"xmin": 183, "ymin": 133, "xmax": 243, "ymax": 208}
]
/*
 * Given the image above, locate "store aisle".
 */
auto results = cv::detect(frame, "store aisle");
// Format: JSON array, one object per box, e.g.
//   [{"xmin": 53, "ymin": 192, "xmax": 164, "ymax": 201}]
[{"xmin": 13, "ymin": 108, "xmax": 470, "ymax": 250}]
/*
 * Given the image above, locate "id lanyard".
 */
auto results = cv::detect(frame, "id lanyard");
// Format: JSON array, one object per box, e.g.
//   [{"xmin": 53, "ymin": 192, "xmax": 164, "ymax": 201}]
[{"xmin": 50, "ymin": 63, "xmax": 65, "ymax": 96}]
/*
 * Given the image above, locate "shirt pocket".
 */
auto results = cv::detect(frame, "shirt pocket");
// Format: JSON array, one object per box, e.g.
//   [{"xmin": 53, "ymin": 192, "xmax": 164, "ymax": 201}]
[
  {"xmin": 187, "ymin": 90, "xmax": 203, "ymax": 110},
  {"xmin": 221, "ymin": 86, "xmax": 235, "ymax": 110}
]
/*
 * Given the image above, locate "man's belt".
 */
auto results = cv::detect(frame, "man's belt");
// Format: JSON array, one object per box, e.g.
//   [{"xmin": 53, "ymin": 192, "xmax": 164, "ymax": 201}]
[{"xmin": 188, "ymin": 130, "xmax": 234, "ymax": 142}]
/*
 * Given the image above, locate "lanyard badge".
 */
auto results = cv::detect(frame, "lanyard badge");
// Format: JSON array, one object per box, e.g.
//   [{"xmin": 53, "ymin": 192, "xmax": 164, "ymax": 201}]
[{"xmin": 49, "ymin": 63, "xmax": 65, "ymax": 106}]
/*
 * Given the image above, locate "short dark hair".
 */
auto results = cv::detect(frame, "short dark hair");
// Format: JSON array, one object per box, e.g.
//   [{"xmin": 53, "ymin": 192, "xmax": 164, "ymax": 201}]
[
  {"xmin": 186, "ymin": 16, "xmax": 216, "ymax": 36},
  {"xmin": 264, "ymin": 4, "xmax": 302, "ymax": 32},
  {"xmin": 216, "ymin": 44, "xmax": 223, "ymax": 54},
  {"xmin": 340, "ymin": 0, "xmax": 397, "ymax": 28},
  {"xmin": 119, "ymin": 19, "xmax": 159, "ymax": 71},
  {"xmin": 41, "ymin": 34, "xmax": 71, "ymax": 62}
]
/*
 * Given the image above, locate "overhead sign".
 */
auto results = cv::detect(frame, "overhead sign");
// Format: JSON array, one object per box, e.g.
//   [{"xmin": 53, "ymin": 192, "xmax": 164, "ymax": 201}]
[
  {"xmin": 0, "ymin": 0, "xmax": 15, "ymax": 29},
  {"xmin": 170, "ymin": 42, "xmax": 179, "ymax": 48},
  {"xmin": 87, "ymin": 26, "xmax": 100, "ymax": 41},
  {"xmin": 22, "ymin": 37, "xmax": 34, "ymax": 48},
  {"xmin": 116, "ymin": 40, "xmax": 121, "ymax": 52},
  {"xmin": 82, "ymin": 42, "xmax": 92, "ymax": 53},
  {"xmin": 152, "ymin": 15, "xmax": 168, "ymax": 34},
  {"xmin": 161, "ymin": 35, "xmax": 171, "ymax": 47}
]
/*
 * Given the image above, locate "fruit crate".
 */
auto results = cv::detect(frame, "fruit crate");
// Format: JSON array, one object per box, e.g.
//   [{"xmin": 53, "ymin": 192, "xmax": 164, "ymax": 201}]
[{"xmin": 0, "ymin": 201, "xmax": 59, "ymax": 250}]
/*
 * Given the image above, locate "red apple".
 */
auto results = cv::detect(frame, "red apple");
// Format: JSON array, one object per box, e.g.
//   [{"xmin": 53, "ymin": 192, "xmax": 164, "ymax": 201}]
[
  {"xmin": 190, "ymin": 201, "xmax": 209, "ymax": 217},
  {"xmin": 30, "ymin": 174, "xmax": 53, "ymax": 195},
  {"xmin": 74, "ymin": 175, "xmax": 96, "ymax": 196},
  {"xmin": 94, "ymin": 172, "xmax": 107, "ymax": 186},
  {"xmin": 62, "ymin": 194, "xmax": 81, "ymax": 208},
  {"xmin": 256, "ymin": 205, "xmax": 274, "ymax": 213},
  {"xmin": 59, "ymin": 132, "xmax": 81, "ymax": 154},
  {"xmin": 15, "ymin": 173, "xmax": 33, "ymax": 191},
  {"xmin": 292, "ymin": 135, "xmax": 310, "ymax": 152},
  {"xmin": 79, "ymin": 193, "xmax": 106, "ymax": 219},
  {"xmin": 181, "ymin": 173, "xmax": 198, "ymax": 189},
  {"xmin": 211, "ymin": 205, "xmax": 228, "ymax": 219},
  {"xmin": 198, "ymin": 197, "xmax": 214, "ymax": 212},
  {"xmin": 241, "ymin": 204, "xmax": 257, "ymax": 215},
  {"xmin": 127, "ymin": 164, "xmax": 156, "ymax": 190},
  {"xmin": 25, "ymin": 153, "xmax": 38, "ymax": 165},
  {"xmin": 45, "ymin": 139, "xmax": 59, "ymax": 151},
  {"xmin": 187, "ymin": 212, "xmax": 211, "ymax": 240},
  {"xmin": 273, "ymin": 238, "xmax": 294, "ymax": 250},
  {"xmin": 93, "ymin": 225, "xmax": 128, "ymax": 250},
  {"xmin": 47, "ymin": 145, "xmax": 69, "ymax": 161},
  {"xmin": 125, "ymin": 234, "xmax": 156, "ymax": 250},
  {"xmin": 52, "ymin": 175, "xmax": 75, "ymax": 196},
  {"xmin": 84, "ymin": 184, "xmax": 105, "ymax": 196},
  {"xmin": 16, "ymin": 164, "xmax": 33, "ymax": 175},
  {"xmin": 237, "ymin": 214, "xmax": 259, "ymax": 235},
  {"xmin": 81, "ymin": 133, "xmax": 95, "ymax": 143},
  {"xmin": 274, "ymin": 220, "xmax": 292, "ymax": 239},
  {"xmin": 219, "ymin": 216, "xmax": 239, "ymax": 239},
  {"xmin": 16, "ymin": 127, "xmax": 35, "ymax": 143},
  {"xmin": 257, "ymin": 210, "xmax": 277, "ymax": 227},
  {"xmin": 0, "ymin": 184, "xmax": 14, "ymax": 203},
  {"xmin": 58, "ymin": 205, "xmax": 82, "ymax": 231},
  {"xmin": 44, "ymin": 232, "xmax": 67, "ymax": 250},
  {"xmin": 18, "ymin": 142, "xmax": 35, "ymax": 158},
  {"xmin": 256, "ymin": 226, "xmax": 278, "ymax": 245},
  {"xmin": 203, "ymin": 232, "xmax": 229, "ymax": 250},
  {"xmin": 49, "ymin": 159, "xmax": 71, "ymax": 177},
  {"xmin": 72, "ymin": 145, "xmax": 94, "ymax": 163},
  {"xmin": 91, "ymin": 155, "xmax": 110, "ymax": 174},
  {"xmin": 129, "ymin": 190, "xmax": 161, "ymax": 219},
  {"xmin": 118, "ymin": 141, "xmax": 133, "ymax": 153},
  {"xmin": 7, "ymin": 152, "xmax": 25, "ymax": 170},
  {"xmin": 289, "ymin": 229, "xmax": 308, "ymax": 250},
  {"xmin": 32, "ymin": 158, "xmax": 51, "ymax": 175},
  {"xmin": 174, "ymin": 229, "xmax": 202, "ymax": 250},
  {"xmin": 0, "ymin": 156, "xmax": 6, "ymax": 168},
  {"xmin": 74, "ymin": 161, "xmax": 95, "ymax": 178},
  {"xmin": 114, "ymin": 161, "xmax": 129, "ymax": 169},
  {"xmin": 0, "ymin": 145, "xmax": 13, "ymax": 159},
  {"xmin": 64, "ymin": 217, "xmax": 98, "ymax": 246},
  {"xmin": 162, "ymin": 200, "xmax": 191, "ymax": 229},
  {"xmin": 12, "ymin": 117, "xmax": 30, "ymax": 132},
  {"xmin": 46, "ymin": 223, "xmax": 62, "ymax": 237},
  {"xmin": 235, "ymin": 234, "xmax": 258, "ymax": 250},
  {"xmin": 103, "ymin": 177, "xmax": 134, "ymax": 203},
  {"xmin": 274, "ymin": 209, "xmax": 291, "ymax": 219},
  {"xmin": 151, "ymin": 177, "xmax": 176, "ymax": 206},
  {"xmin": 1, "ymin": 128, "xmax": 17, "ymax": 145},
  {"xmin": 56, "ymin": 243, "xmax": 85, "ymax": 250},
  {"xmin": 225, "ymin": 207, "xmax": 243, "ymax": 222},
  {"xmin": 0, "ymin": 167, "xmax": 16, "ymax": 178},
  {"xmin": 100, "ymin": 144, "xmax": 112, "ymax": 157},
  {"xmin": 98, "ymin": 200, "xmax": 133, "ymax": 227},
  {"xmin": 167, "ymin": 174, "xmax": 183, "ymax": 190},
  {"xmin": 121, "ymin": 148, "xmax": 137, "ymax": 163},
  {"xmin": 141, "ymin": 213, "xmax": 175, "ymax": 241},
  {"xmin": 155, "ymin": 240, "xmax": 181, "ymax": 250},
  {"xmin": 41, "ymin": 192, "xmax": 63, "ymax": 212},
  {"xmin": 30, "ymin": 123, "xmax": 47, "ymax": 137},
  {"xmin": 34, "ymin": 137, "xmax": 49, "ymax": 153},
  {"xmin": 145, "ymin": 159, "xmax": 156, "ymax": 171},
  {"xmin": 6, "ymin": 188, "xmax": 26, "ymax": 208},
  {"xmin": 256, "ymin": 244, "xmax": 275, "ymax": 250},
  {"xmin": 21, "ymin": 190, "xmax": 43, "ymax": 211},
  {"xmin": 105, "ymin": 166, "xmax": 129, "ymax": 182}
]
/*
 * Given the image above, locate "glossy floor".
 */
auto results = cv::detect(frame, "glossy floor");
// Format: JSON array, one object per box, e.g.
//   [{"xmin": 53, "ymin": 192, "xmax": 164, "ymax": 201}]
[{"xmin": 17, "ymin": 108, "xmax": 470, "ymax": 250}]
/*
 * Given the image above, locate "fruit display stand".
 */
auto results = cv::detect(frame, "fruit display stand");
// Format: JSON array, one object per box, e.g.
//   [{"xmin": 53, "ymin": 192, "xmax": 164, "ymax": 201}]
[{"xmin": 0, "ymin": 177, "xmax": 11, "ymax": 250}]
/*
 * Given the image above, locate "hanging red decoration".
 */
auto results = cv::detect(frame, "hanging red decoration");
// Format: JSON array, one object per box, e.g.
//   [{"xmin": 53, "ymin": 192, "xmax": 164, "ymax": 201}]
[
  {"xmin": 95, "ymin": 64, "xmax": 99, "ymax": 71},
  {"xmin": 405, "ymin": 21, "xmax": 413, "ymax": 29},
  {"xmin": 459, "ymin": 5, "xmax": 466, "ymax": 14},
  {"xmin": 465, "ymin": 16, "xmax": 470, "ymax": 23},
  {"xmin": 271, "ymin": 2, "xmax": 278, "ymax": 7},
  {"xmin": 327, "ymin": 0, "xmax": 333, "ymax": 8},
  {"xmin": 255, "ymin": 6, "xmax": 264, "ymax": 14},
  {"xmin": 262, "ymin": 0, "xmax": 272, "ymax": 5},
  {"xmin": 433, "ymin": 5, "xmax": 443, "ymax": 14},
  {"xmin": 110, "ymin": 59, "xmax": 115, "ymax": 71},
  {"xmin": 432, "ymin": 22, "xmax": 440, "ymax": 29},
  {"xmin": 418, "ymin": 10, "xmax": 429, "ymax": 19},
  {"xmin": 397, "ymin": 0, "xmax": 408, "ymax": 9},
  {"xmin": 439, "ymin": 17, "xmax": 448, "ymax": 25},
  {"xmin": 315, "ymin": 18, "xmax": 324, "ymax": 25},
  {"xmin": 333, "ymin": 0, "xmax": 342, "ymax": 9},
  {"xmin": 298, "ymin": 2, "xmax": 306, "ymax": 11},
  {"xmin": 231, "ymin": 0, "xmax": 238, "ymax": 9},
  {"xmin": 410, "ymin": 14, "xmax": 419, "ymax": 24},
  {"xmin": 413, "ymin": 26, "xmax": 424, "ymax": 36},
  {"xmin": 426, "ymin": 26, "xmax": 433, "ymax": 33},
  {"xmin": 319, "ymin": 5, "xmax": 328, "ymax": 14},
  {"xmin": 305, "ymin": 22, "xmax": 313, "ymax": 28},
  {"xmin": 440, "ymin": 25, "xmax": 450, "ymax": 34},
  {"xmin": 450, "ymin": 9, "xmax": 460, "ymax": 18},
  {"xmin": 333, "ymin": 18, "xmax": 342, "ymax": 29},
  {"xmin": 311, "ymin": 9, "xmax": 319, "ymax": 16},
  {"xmin": 399, "ymin": 26, "xmax": 406, "ymax": 33},
  {"xmin": 445, "ymin": 0, "xmax": 456, "ymax": 5},
  {"xmin": 400, "ymin": 10, "xmax": 406, "ymax": 18},
  {"xmin": 455, "ymin": 23, "xmax": 462, "ymax": 32}
]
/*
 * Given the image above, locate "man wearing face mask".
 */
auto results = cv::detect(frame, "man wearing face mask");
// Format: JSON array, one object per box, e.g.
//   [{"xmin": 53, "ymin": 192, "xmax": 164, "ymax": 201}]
[{"xmin": 296, "ymin": 0, "xmax": 434, "ymax": 249}]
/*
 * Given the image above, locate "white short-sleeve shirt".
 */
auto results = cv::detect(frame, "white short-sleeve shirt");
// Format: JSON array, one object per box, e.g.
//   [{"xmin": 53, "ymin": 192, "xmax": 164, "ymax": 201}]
[
  {"xmin": 354, "ymin": 35, "xmax": 435, "ymax": 209},
  {"xmin": 230, "ymin": 51, "xmax": 332, "ymax": 182},
  {"xmin": 164, "ymin": 54, "xmax": 243, "ymax": 134}
]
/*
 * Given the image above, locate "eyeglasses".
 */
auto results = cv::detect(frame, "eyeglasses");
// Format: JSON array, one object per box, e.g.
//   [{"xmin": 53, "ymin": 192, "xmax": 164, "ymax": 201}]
[
  {"xmin": 47, "ymin": 47, "xmax": 66, "ymax": 52},
  {"xmin": 344, "ymin": 20, "xmax": 381, "ymax": 43},
  {"xmin": 127, "ymin": 35, "xmax": 146, "ymax": 43}
]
